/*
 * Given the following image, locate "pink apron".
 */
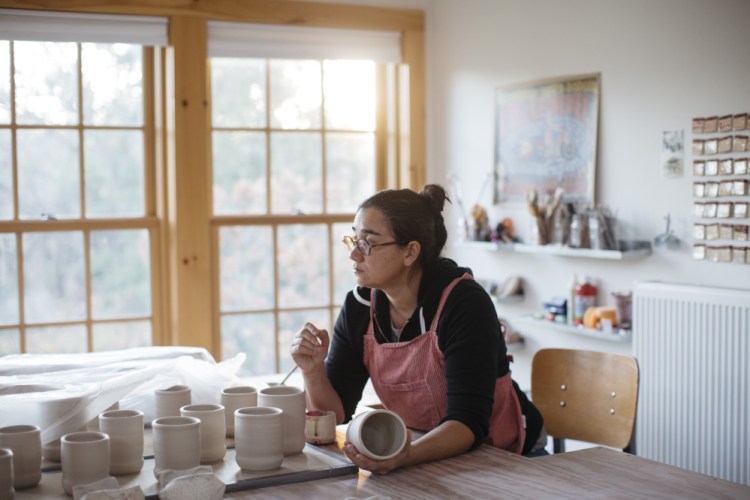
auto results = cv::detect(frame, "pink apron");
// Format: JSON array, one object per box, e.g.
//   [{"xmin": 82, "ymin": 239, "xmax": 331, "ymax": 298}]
[{"xmin": 363, "ymin": 274, "xmax": 526, "ymax": 454}]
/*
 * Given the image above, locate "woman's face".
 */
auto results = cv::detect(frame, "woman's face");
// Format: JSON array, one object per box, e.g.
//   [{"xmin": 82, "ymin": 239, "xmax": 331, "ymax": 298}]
[{"xmin": 349, "ymin": 207, "xmax": 409, "ymax": 291}]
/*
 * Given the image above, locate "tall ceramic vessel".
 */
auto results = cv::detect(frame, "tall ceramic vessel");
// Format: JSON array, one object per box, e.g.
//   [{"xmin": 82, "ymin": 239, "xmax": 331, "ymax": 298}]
[
  {"xmin": 0, "ymin": 447, "xmax": 13, "ymax": 500},
  {"xmin": 258, "ymin": 386, "xmax": 306, "ymax": 456},
  {"xmin": 60, "ymin": 431, "xmax": 110, "ymax": 496},
  {"xmin": 99, "ymin": 409, "xmax": 144, "ymax": 475},
  {"xmin": 220, "ymin": 386, "xmax": 257, "ymax": 437},
  {"xmin": 151, "ymin": 416, "xmax": 201, "ymax": 477},
  {"xmin": 154, "ymin": 385, "xmax": 192, "ymax": 419},
  {"xmin": 234, "ymin": 407, "xmax": 284, "ymax": 471},
  {"xmin": 346, "ymin": 409, "xmax": 407, "ymax": 460},
  {"xmin": 180, "ymin": 404, "xmax": 226, "ymax": 463},
  {"xmin": 0, "ymin": 424, "xmax": 42, "ymax": 489}
]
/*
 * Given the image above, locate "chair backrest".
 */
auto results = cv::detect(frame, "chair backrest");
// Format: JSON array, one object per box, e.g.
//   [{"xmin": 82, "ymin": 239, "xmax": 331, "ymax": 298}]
[{"xmin": 531, "ymin": 348, "xmax": 639, "ymax": 452}]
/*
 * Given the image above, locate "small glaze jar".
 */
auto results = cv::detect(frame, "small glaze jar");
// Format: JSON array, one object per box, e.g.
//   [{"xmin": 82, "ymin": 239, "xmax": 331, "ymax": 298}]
[{"xmin": 304, "ymin": 410, "xmax": 337, "ymax": 445}]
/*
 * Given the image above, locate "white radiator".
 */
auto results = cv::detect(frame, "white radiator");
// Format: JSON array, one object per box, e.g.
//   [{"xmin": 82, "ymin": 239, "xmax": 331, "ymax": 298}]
[{"xmin": 633, "ymin": 281, "xmax": 750, "ymax": 486}]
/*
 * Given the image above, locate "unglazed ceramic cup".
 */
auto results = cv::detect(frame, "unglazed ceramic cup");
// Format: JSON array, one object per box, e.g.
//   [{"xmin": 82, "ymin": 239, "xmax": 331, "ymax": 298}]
[
  {"xmin": 180, "ymin": 404, "xmax": 226, "ymax": 463},
  {"xmin": 346, "ymin": 409, "xmax": 407, "ymax": 460},
  {"xmin": 258, "ymin": 386, "xmax": 306, "ymax": 456},
  {"xmin": 151, "ymin": 416, "xmax": 201, "ymax": 477},
  {"xmin": 0, "ymin": 424, "xmax": 42, "ymax": 489},
  {"xmin": 234, "ymin": 407, "xmax": 284, "ymax": 472},
  {"xmin": 99, "ymin": 409, "xmax": 145, "ymax": 475},
  {"xmin": 220, "ymin": 386, "xmax": 257, "ymax": 437},
  {"xmin": 304, "ymin": 410, "xmax": 337, "ymax": 445},
  {"xmin": 0, "ymin": 447, "xmax": 13, "ymax": 500},
  {"xmin": 61, "ymin": 431, "xmax": 110, "ymax": 496},
  {"xmin": 155, "ymin": 385, "xmax": 192, "ymax": 419}
]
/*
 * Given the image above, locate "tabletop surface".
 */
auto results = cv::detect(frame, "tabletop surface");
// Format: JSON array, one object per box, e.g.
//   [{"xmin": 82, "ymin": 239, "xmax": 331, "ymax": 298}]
[
  {"xmin": 227, "ymin": 444, "xmax": 750, "ymax": 499},
  {"xmin": 12, "ymin": 369, "xmax": 750, "ymax": 499}
]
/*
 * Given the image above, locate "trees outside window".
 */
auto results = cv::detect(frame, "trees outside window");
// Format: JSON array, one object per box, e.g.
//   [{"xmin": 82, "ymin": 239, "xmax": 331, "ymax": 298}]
[
  {"xmin": 0, "ymin": 40, "xmax": 159, "ymax": 354},
  {"xmin": 212, "ymin": 58, "xmax": 378, "ymax": 375}
]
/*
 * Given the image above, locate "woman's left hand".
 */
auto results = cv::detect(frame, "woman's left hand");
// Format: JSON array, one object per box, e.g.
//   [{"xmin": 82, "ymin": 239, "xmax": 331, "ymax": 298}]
[{"xmin": 342, "ymin": 430, "xmax": 413, "ymax": 475}]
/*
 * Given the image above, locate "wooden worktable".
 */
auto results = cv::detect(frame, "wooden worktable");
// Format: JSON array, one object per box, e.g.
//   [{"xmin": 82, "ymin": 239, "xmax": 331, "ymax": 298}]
[
  {"xmin": 14, "ymin": 369, "xmax": 750, "ymax": 499},
  {"xmin": 240, "ymin": 372, "xmax": 750, "ymax": 499},
  {"xmin": 227, "ymin": 444, "xmax": 749, "ymax": 499}
]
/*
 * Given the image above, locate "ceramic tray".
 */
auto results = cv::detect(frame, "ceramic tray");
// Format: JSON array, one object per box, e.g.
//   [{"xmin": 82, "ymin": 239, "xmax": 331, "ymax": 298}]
[{"xmin": 17, "ymin": 444, "xmax": 357, "ymax": 499}]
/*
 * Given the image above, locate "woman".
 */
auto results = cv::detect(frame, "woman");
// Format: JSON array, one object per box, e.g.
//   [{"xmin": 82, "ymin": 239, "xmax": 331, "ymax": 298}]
[{"xmin": 291, "ymin": 184, "xmax": 544, "ymax": 474}]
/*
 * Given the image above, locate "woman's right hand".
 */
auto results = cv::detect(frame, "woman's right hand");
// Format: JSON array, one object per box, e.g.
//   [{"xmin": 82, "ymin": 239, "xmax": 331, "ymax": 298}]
[{"xmin": 290, "ymin": 322, "xmax": 330, "ymax": 373}]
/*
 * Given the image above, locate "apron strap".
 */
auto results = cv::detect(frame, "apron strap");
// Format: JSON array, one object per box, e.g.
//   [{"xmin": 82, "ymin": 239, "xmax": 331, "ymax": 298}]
[{"xmin": 429, "ymin": 273, "xmax": 474, "ymax": 331}]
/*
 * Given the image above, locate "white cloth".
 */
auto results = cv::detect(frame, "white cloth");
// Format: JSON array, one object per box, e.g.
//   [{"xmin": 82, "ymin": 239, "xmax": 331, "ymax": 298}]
[
  {"xmin": 73, "ymin": 477, "xmax": 145, "ymax": 500},
  {"xmin": 156, "ymin": 465, "xmax": 214, "ymax": 490},
  {"xmin": 158, "ymin": 472, "xmax": 225, "ymax": 500}
]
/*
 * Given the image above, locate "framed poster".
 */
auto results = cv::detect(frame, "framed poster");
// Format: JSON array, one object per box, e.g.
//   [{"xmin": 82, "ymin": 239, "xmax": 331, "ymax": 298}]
[{"xmin": 494, "ymin": 73, "xmax": 600, "ymax": 204}]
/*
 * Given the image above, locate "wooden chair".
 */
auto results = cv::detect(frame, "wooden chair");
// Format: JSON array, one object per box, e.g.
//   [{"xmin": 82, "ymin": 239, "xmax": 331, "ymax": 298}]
[{"xmin": 531, "ymin": 348, "xmax": 639, "ymax": 454}]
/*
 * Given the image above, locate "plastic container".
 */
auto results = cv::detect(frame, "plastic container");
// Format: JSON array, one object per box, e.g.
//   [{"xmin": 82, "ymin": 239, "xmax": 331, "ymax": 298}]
[
  {"xmin": 574, "ymin": 277, "xmax": 597, "ymax": 326},
  {"xmin": 612, "ymin": 291, "xmax": 633, "ymax": 330}
]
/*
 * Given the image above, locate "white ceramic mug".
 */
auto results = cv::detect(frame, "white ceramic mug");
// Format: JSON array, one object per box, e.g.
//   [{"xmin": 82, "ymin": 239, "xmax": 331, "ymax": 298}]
[
  {"xmin": 99, "ymin": 409, "xmax": 144, "ymax": 475},
  {"xmin": 258, "ymin": 386, "xmax": 306, "ymax": 456},
  {"xmin": 304, "ymin": 410, "xmax": 337, "ymax": 445},
  {"xmin": 0, "ymin": 447, "xmax": 13, "ymax": 500},
  {"xmin": 151, "ymin": 416, "xmax": 201, "ymax": 477},
  {"xmin": 180, "ymin": 404, "xmax": 226, "ymax": 463},
  {"xmin": 346, "ymin": 409, "xmax": 407, "ymax": 460},
  {"xmin": 154, "ymin": 385, "xmax": 192, "ymax": 419},
  {"xmin": 220, "ymin": 386, "xmax": 257, "ymax": 437},
  {"xmin": 61, "ymin": 431, "xmax": 110, "ymax": 496},
  {"xmin": 0, "ymin": 424, "xmax": 42, "ymax": 489},
  {"xmin": 234, "ymin": 407, "xmax": 284, "ymax": 471}
]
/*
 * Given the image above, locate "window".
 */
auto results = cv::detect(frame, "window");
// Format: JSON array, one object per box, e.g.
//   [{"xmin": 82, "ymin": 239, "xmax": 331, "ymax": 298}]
[
  {"xmin": 0, "ymin": 3, "xmax": 425, "ymax": 367},
  {"xmin": 212, "ymin": 57, "xmax": 391, "ymax": 376},
  {"xmin": 209, "ymin": 23, "xmax": 402, "ymax": 375},
  {"xmin": 0, "ymin": 11, "xmax": 167, "ymax": 355}
]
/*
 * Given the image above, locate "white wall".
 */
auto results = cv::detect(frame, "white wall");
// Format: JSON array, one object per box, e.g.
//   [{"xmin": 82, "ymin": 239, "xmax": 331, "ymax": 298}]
[
  {"xmin": 311, "ymin": 0, "xmax": 750, "ymax": 390},
  {"xmin": 426, "ymin": 0, "xmax": 750, "ymax": 390}
]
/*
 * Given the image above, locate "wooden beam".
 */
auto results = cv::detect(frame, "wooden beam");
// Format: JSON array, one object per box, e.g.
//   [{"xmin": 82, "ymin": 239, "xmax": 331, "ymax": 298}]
[
  {"xmin": 167, "ymin": 15, "xmax": 213, "ymax": 353},
  {"xmin": 0, "ymin": 0, "xmax": 424, "ymax": 31},
  {"xmin": 402, "ymin": 29, "xmax": 425, "ymax": 190}
]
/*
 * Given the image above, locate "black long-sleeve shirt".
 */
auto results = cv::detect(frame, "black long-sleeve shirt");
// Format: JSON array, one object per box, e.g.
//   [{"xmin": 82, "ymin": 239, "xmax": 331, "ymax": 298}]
[{"xmin": 325, "ymin": 258, "xmax": 538, "ymax": 449}]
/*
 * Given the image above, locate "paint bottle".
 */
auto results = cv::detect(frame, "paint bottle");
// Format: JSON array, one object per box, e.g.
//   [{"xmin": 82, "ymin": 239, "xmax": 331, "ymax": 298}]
[{"xmin": 574, "ymin": 276, "xmax": 597, "ymax": 326}]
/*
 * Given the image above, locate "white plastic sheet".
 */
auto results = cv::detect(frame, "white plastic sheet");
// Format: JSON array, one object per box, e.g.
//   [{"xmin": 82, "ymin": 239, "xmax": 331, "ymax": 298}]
[{"xmin": 0, "ymin": 347, "xmax": 245, "ymax": 444}]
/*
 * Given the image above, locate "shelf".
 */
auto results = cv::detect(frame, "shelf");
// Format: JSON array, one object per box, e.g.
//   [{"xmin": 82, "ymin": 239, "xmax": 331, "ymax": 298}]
[
  {"xmin": 490, "ymin": 294, "xmax": 524, "ymax": 305},
  {"xmin": 458, "ymin": 240, "xmax": 652, "ymax": 260},
  {"xmin": 517, "ymin": 316, "xmax": 632, "ymax": 343}
]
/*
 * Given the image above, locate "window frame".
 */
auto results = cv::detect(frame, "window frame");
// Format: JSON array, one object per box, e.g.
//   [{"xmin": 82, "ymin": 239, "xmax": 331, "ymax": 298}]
[
  {"xmin": 0, "ymin": 43, "xmax": 165, "ymax": 353},
  {"xmin": 208, "ymin": 55, "xmax": 401, "ymax": 376},
  {"xmin": 0, "ymin": 0, "xmax": 425, "ymax": 363}
]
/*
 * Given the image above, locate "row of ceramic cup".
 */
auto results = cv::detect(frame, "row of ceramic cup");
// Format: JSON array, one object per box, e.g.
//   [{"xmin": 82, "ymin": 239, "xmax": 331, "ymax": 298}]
[
  {"xmin": 156, "ymin": 384, "xmax": 309, "ymax": 455},
  {"xmin": 0, "ymin": 383, "xmax": 408, "ymax": 498},
  {"xmin": 0, "ymin": 384, "xmax": 309, "ymax": 497}
]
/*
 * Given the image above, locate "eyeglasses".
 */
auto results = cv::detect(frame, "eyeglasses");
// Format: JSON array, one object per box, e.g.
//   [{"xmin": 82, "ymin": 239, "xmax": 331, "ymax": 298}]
[{"xmin": 342, "ymin": 235, "xmax": 400, "ymax": 256}]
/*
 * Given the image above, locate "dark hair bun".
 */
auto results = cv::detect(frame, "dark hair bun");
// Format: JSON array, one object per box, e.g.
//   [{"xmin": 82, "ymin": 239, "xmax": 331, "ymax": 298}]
[{"xmin": 419, "ymin": 184, "xmax": 450, "ymax": 214}]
